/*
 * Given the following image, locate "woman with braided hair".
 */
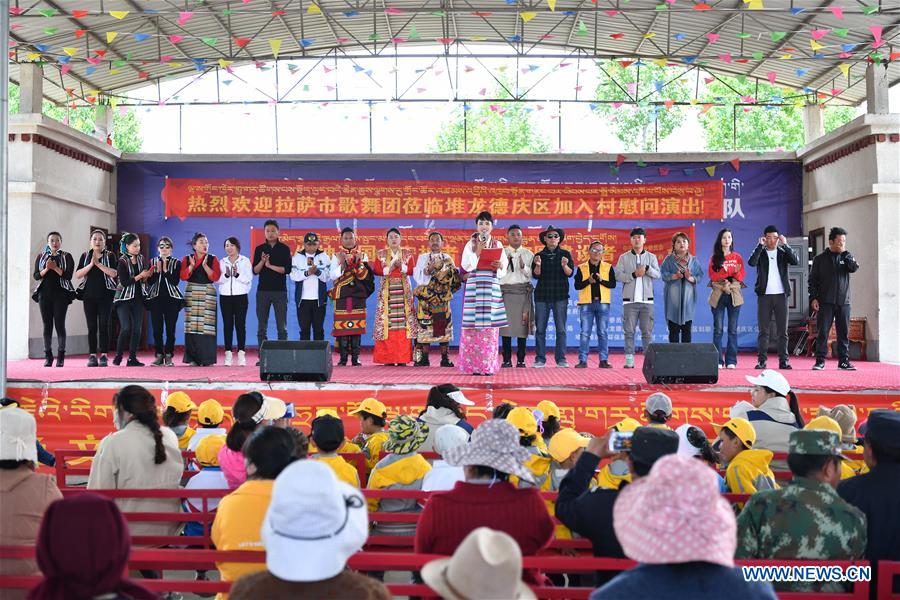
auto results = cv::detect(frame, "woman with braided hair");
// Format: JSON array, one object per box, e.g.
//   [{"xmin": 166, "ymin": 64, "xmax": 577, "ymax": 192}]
[
  {"xmin": 113, "ymin": 233, "xmax": 153, "ymax": 366},
  {"xmin": 87, "ymin": 385, "xmax": 183, "ymax": 541}
]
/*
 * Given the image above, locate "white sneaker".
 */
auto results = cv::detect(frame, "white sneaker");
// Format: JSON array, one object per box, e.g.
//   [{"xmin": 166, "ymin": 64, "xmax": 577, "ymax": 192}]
[
  {"xmin": 237, "ymin": 350, "xmax": 246, "ymax": 366},
  {"xmin": 726, "ymin": 364, "xmax": 736, "ymax": 369},
  {"xmin": 224, "ymin": 350, "xmax": 232, "ymax": 366}
]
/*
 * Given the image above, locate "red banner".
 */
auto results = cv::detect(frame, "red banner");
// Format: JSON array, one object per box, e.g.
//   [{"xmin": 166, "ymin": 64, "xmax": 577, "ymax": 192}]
[
  {"xmin": 163, "ymin": 179, "xmax": 723, "ymax": 221},
  {"xmin": 249, "ymin": 226, "xmax": 695, "ymax": 268},
  {"xmin": 5, "ymin": 386, "xmax": 896, "ymax": 456}
]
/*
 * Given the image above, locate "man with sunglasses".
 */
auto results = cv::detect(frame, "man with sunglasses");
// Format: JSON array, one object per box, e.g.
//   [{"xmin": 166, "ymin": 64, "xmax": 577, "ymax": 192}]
[
  {"xmin": 290, "ymin": 232, "xmax": 331, "ymax": 341},
  {"xmin": 532, "ymin": 226, "xmax": 574, "ymax": 368}
]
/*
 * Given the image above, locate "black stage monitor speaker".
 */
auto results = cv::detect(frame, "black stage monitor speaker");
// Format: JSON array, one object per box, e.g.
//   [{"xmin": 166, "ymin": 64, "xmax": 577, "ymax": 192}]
[
  {"xmin": 259, "ymin": 340, "xmax": 333, "ymax": 382},
  {"xmin": 642, "ymin": 343, "xmax": 719, "ymax": 384}
]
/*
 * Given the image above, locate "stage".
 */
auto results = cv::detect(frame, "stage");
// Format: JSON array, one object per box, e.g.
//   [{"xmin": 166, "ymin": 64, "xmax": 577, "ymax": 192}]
[{"xmin": 5, "ymin": 349, "xmax": 900, "ymax": 392}]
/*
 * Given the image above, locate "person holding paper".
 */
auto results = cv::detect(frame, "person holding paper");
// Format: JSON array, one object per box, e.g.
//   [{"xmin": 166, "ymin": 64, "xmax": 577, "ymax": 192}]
[
  {"xmin": 533, "ymin": 226, "xmax": 574, "ymax": 368},
  {"xmin": 371, "ymin": 228, "xmax": 418, "ymax": 366},
  {"xmin": 413, "ymin": 232, "xmax": 461, "ymax": 367},
  {"xmin": 458, "ymin": 211, "xmax": 508, "ymax": 375}
]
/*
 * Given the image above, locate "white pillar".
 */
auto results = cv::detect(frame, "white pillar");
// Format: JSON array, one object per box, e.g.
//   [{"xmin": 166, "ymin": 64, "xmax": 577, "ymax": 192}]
[
  {"xmin": 94, "ymin": 104, "xmax": 113, "ymax": 141},
  {"xmin": 803, "ymin": 103, "xmax": 824, "ymax": 144},
  {"xmin": 865, "ymin": 63, "xmax": 890, "ymax": 114},
  {"xmin": 17, "ymin": 63, "xmax": 43, "ymax": 114}
]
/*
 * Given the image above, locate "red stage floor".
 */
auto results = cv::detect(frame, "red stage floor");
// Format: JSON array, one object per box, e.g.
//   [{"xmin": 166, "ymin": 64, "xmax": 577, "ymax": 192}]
[{"xmin": 5, "ymin": 350, "xmax": 899, "ymax": 392}]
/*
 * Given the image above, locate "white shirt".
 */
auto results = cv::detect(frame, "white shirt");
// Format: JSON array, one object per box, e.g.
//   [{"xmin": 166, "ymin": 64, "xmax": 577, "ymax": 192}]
[
  {"xmin": 422, "ymin": 460, "xmax": 466, "ymax": 492},
  {"xmin": 625, "ymin": 252, "xmax": 653, "ymax": 305},
  {"xmin": 216, "ymin": 255, "xmax": 253, "ymax": 296},
  {"xmin": 764, "ymin": 248, "xmax": 785, "ymax": 295},
  {"xmin": 413, "ymin": 252, "xmax": 452, "ymax": 287},
  {"xmin": 184, "ymin": 468, "xmax": 229, "ymax": 512},
  {"xmin": 291, "ymin": 251, "xmax": 331, "ymax": 300},
  {"xmin": 460, "ymin": 238, "xmax": 508, "ymax": 278},
  {"xmin": 500, "ymin": 246, "xmax": 534, "ymax": 285}
]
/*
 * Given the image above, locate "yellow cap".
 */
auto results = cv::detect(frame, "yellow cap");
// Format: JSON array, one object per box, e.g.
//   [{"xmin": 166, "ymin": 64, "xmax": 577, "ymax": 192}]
[
  {"xmin": 536, "ymin": 400, "xmax": 561, "ymax": 420},
  {"xmin": 506, "ymin": 407, "xmax": 538, "ymax": 437},
  {"xmin": 348, "ymin": 397, "xmax": 387, "ymax": 417},
  {"xmin": 713, "ymin": 417, "xmax": 756, "ymax": 448},
  {"xmin": 316, "ymin": 408, "xmax": 340, "ymax": 419},
  {"xmin": 612, "ymin": 417, "xmax": 642, "ymax": 433},
  {"xmin": 548, "ymin": 428, "xmax": 588, "ymax": 463},
  {"xmin": 194, "ymin": 434, "xmax": 226, "ymax": 466},
  {"xmin": 197, "ymin": 399, "xmax": 224, "ymax": 426},
  {"xmin": 805, "ymin": 415, "xmax": 843, "ymax": 438},
  {"xmin": 165, "ymin": 391, "xmax": 197, "ymax": 414}
]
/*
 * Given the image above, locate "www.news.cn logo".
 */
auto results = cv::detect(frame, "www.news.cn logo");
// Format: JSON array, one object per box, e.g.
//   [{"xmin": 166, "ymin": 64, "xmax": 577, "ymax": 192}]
[{"xmin": 742, "ymin": 565, "xmax": 872, "ymax": 583}]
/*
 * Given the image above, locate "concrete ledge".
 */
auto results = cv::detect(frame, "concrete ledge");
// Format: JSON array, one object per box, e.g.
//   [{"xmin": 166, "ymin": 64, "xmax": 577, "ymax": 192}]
[
  {"xmin": 798, "ymin": 113, "xmax": 900, "ymax": 163},
  {"xmin": 9, "ymin": 114, "xmax": 122, "ymax": 162},
  {"xmin": 8, "ymin": 181, "xmax": 116, "ymax": 213}
]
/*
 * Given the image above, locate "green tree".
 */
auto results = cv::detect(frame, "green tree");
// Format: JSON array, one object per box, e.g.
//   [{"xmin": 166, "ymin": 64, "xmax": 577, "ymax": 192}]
[
  {"xmin": 8, "ymin": 83, "xmax": 143, "ymax": 152},
  {"xmin": 698, "ymin": 75, "xmax": 856, "ymax": 151},
  {"xmin": 593, "ymin": 60, "xmax": 691, "ymax": 151},
  {"xmin": 432, "ymin": 80, "xmax": 550, "ymax": 153}
]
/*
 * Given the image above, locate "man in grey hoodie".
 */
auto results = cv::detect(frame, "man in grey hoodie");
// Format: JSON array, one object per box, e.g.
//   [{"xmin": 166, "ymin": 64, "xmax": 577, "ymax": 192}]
[{"xmin": 614, "ymin": 228, "xmax": 661, "ymax": 369}]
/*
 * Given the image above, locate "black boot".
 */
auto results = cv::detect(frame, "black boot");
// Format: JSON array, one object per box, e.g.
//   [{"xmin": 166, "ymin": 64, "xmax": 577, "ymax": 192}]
[
  {"xmin": 151, "ymin": 353, "xmax": 165, "ymax": 367},
  {"xmin": 414, "ymin": 345, "xmax": 430, "ymax": 367},
  {"xmin": 43, "ymin": 351, "xmax": 54, "ymax": 367},
  {"xmin": 350, "ymin": 336, "xmax": 362, "ymax": 366},
  {"xmin": 56, "ymin": 351, "xmax": 65, "ymax": 367},
  {"xmin": 440, "ymin": 346, "xmax": 454, "ymax": 368}
]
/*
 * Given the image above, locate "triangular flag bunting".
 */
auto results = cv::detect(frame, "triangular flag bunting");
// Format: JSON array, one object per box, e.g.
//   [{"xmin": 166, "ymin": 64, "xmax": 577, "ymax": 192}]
[
  {"xmin": 770, "ymin": 31, "xmax": 786, "ymax": 42},
  {"xmin": 75, "ymin": 29, "xmax": 86, "ymax": 38},
  {"xmin": 169, "ymin": 35, "xmax": 183, "ymax": 44},
  {"xmin": 705, "ymin": 165, "xmax": 716, "ymax": 177},
  {"xmin": 577, "ymin": 20, "xmax": 588, "ymax": 35},
  {"xmin": 63, "ymin": 47, "xmax": 78, "ymax": 56},
  {"xmin": 548, "ymin": 0, "xmax": 556, "ymax": 11},
  {"xmin": 829, "ymin": 6, "xmax": 844, "ymax": 19},
  {"xmin": 178, "ymin": 11, "xmax": 194, "ymax": 24},
  {"xmin": 730, "ymin": 158, "xmax": 740, "ymax": 172},
  {"xmin": 658, "ymin": 167, "xmax": 670, "ymax": 176},
  {"xmin": 810, "ymin": 40, "xmax": 824, "ymax": 51},
  {"xmin": 235, "ymin": 37, "xmax": 251, "ymax": 47},
  {"xmin": 106, "ymin": 31, "xmax": 118, "ymax": 43},
  {"xmin": 838, "ymin": 63, "xmax": 850, "ymax": 78},
  {"xmin": 766, "ymin": 71, "xmax": 777, "ymax": 84},
  {"xmin": 520, "ymin": 11, "xmax": 537, "ymax": 22},
  {"xmin": 308, "ymin": 3, "xmax": 321, "ymax": 13},
  {"xmin": 833, "ymin": 28, "xmax": 849, "ymax": 38},
  {"xmin": 202, "ymin": 37, "xmax": 217, "ymax": 47},
  {"xmin": 38, "ymin": 8, "xmax": 58, "ymax": 17},
  {"xmin": 109, "ymin": 10, "xmax": 128, "ymax": 19},
  {"xmin": 269, "ymin": 38, "xmax": 282, "ymax": 57},
  {"xmin": 616, "ymin": 154, "xmax": 626, "ymax": 166}
]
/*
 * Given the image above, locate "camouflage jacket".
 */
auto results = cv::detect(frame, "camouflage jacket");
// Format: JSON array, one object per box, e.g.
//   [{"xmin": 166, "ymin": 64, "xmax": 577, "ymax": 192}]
[{"xmin": 736, "ymin": 477, "xmax": 867, "ymax": 592}]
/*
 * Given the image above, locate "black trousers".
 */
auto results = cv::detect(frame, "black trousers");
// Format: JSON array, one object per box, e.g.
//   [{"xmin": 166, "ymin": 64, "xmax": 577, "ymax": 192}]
[
  {"xmin": 757, "ymin": 294, "xmax": 789, "ymax": 361},
  {"xmin": 220, "ymin": 294, "xmax": 248, "ymax": 351},
  {"xmin": 83, "ymin": 294, "xmax": 113, "ymax": 354},
  {"xmin": 501, "ymin": 336, "xmax": 527, "ymax": 363},
  {"xmin": 815, "ymin": 302, "xmax": 851, "ymax": 362},
  {"xmin": 297, "ymin": 299, "xmax": 326, "ymax": 341},
  {"xmin": 337, "ymin": 335, "xmax": 360, "ymax": 359},
  {"xmin": 115, "ymin": 299, "xmax": 144, "ymax": 358},
  {"xmin": 256, "ymin": 290, "xmax": 288, "ymax": 346},
  {"xmin": 667, "ymin": 320, "xmax": 692, "ymax": 343},
  {"xmin": 150, "ymin": 297, "xmax": 180, "ymax": 355},
  {"xmin": 39, "ymin": 293, "xmax": 69, "ymax": 353}
]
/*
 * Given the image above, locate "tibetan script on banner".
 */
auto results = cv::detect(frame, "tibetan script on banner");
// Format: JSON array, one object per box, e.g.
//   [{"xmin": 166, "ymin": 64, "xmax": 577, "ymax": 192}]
[{"xmin": 163, "ymin": 179, "xmax": 724, "ymax": 220}]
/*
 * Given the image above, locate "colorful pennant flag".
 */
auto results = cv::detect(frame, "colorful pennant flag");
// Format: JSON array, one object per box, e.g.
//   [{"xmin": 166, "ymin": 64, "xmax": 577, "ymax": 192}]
[
  {"xmin": 269, "ymin": 38, "xmax": 282, "ymax": 57},
  {"xmin": 106, "ymin": 31, "xmax": 118, "ymax": 43},
  {"xmin": 705, "ymin": 165, "xmax": 716, "ymax": 177},
  {"xmin": 109, "ymin": 10, "xmax": 128, "ymax": 19}
]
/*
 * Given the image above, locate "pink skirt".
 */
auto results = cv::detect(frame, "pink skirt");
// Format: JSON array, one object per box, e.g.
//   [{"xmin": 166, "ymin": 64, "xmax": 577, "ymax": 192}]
[{"xmin": 457, "ymin": 328, "xmax": 500, "ymax": 374}]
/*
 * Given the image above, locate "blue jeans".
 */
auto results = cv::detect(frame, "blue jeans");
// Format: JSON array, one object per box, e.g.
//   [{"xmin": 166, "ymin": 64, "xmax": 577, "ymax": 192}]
[
  {"xmin": 535, "ymin": 299, "xmax": 568, "ymax": 363},
  {"xmin": 578, "ymin": 301, "xmax": 610, "ymax": 363},
  {"xmin": 712, "ymin": 294, "xmax": 741, "ymax": 366}
]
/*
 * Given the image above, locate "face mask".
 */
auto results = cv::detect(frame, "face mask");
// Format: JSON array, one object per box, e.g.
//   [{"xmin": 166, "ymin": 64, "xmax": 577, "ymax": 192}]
[
  {"xmin": 171, "ymin": 425, "xmax": 188, "ymax": 437},
  {"xmin": 113, "ymin": 410, "xmax": 127, "ymax": 431},
  {"xmin": 608, "ymin": 459, "xmax": 630, "ymax": 477}
]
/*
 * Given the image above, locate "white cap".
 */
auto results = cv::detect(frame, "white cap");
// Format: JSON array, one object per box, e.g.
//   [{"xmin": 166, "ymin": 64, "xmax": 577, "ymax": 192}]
[
  {"xmin": 645, "ymin": 393, "xmax": 673, "ymax": 417},
  {"xmin": 434, "ymin": 425, "xmax": 470, "ymax": 456},
  {"xmin": 0, "ymin": 408, "xmax": 38, "ymax": 463},
  {"xmin": 448, "ymin": 390, "xmax": 474, "ymax": 406},
  {"xmin": 675, "ymin": 424, "xmax": 701, "ymax": 457},
  {"xmin": 250, "ymin": 395, "xmax": 288, "ymax": 423},
  {"xmin": 261, "ymin": 460, "xmax": 368, "ymax": 582},
  {"xmin": 745, "ymin": 369, "xmax": 791, "ymax": 397}
]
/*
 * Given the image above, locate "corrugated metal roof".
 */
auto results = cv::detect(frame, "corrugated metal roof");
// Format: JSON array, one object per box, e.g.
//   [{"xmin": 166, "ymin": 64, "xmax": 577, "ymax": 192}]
[{"xmin": 7, "ymin": 0, "xmax": 899, "ymax": 106}]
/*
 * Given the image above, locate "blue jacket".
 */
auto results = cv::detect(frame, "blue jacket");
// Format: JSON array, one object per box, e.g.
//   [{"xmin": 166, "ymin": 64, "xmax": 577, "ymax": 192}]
[
  {"xmin": 590, "ymin": 562, "xmax": 777, "ymax": 600},
  {"xmin": 660, "ymin": 254, "xmax": 704, "ymax": 325}
]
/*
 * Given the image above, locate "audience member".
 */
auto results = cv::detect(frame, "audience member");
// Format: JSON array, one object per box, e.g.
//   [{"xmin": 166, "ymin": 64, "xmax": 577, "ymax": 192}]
[
  {"xmin": 556, "ymin": 427, "xmax": 679, "ymax": 586},
  {"xmin": 506, "ymin": 407, "xmax": 552, "ymax": 488},
  {"xmin": 28, "ymin": 494, "xmax": 157, "ymax": 600},
  {"xmin": 348, "ymin": 398, "xmax": 390, "ymax": 471},
  {"xmin": 183, "ymin": 435, "xmax": 229, "ymax": 536},
  {"xmin": 805, "ymin": 416, "xmax": 859, "ymax": 479},
  {"xmin": 311, "ymin": 415, "xmax": 360, "ymax": 487},
  {"xmin": 367, "ymin": 415, "xmax": 431, "ymax": 536},
  {"xmin": 643, "ymin": 393, "xmax": 673, "ymax": 429},
  {"xmin": 818, "ymin": 404, "xmax": 865, "ymax": 475},
  {"xmin": 415, "ymin": 419, "xmax": 554, "ymax": 586},
  {"xmin": 418, "ymin": 384, "xmax": 475, "ymax": 451},
  {"xmin": 422, "ymin": 424, "xmax": 469, "ymax": 492},
  {"xmin": 219, "ymin": 393, "xmax": 286, "ymax": 489},
  {"xmin": 230, "ymin": 461, "xmax": 390, "ymax": 600},
  {"xmin": 87, "ymin": 385, "xmax": 182, "ymax": 540},
  {"xmin": 713, "ymin": 418, "xmax": 776, "ymax": 494},
  {"xmin": 536, "ymin": 399, "xmax": 562, "ymax": 446},
  {"xmin": 732, "ymin": 370, "xmax": 803, "ymax": 457},
  {"xmin": 838, "ymin": 410, "xmax": 900, "ymax": 596},
  {"xmin": 0, "ymin": 408, "xmax": 62, "ymax": 600},
  {"xmin": 211, "ymin": 426, "xmax": 297, "ymax": 599},
  {"xmin": 675, "ymin": 424, "xmax": 726, "ymax": 492},
  {"xmin": 309, "ymin": 409, "xmax": 362, "ymax": 454},
  {"xmin": 547, "ymin": 428, "xmax": 589, "ymax": 541},
  {"xmin": 591, "ymin": 454, "xmax": 777, "ymax": 599},
  {"xmin": 491, "ymin": 401, "xmax": 515, "ymax": 420},
  {"xmin": 0, "ymin": 399, "xmax": 55, "ymax": 467},
  {"xmin": 594, "ymin": 417, "xmax": 641, "ymax": 490},
  {"xmin": 162, "ymin": 391, "xmax": 197, "ymax": 450},
  {"xmin": 188, "ymin": 399, "xmax": 228, "ymax": 451},
  {"xmin": 422, "ymin": 528, "xmax": 536, "ymax": 600},
  {"xmin": 736, "ymin": 430, "xmax": 866, "ymax": 592}
]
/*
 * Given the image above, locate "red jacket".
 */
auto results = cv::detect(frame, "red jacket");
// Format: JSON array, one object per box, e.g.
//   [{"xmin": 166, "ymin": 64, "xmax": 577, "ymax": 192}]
[
  {"xmin": 414, "ymin": 480, "xmax": 555, "ymax": 585},
  {"xmin": 708, "ymin": 252, "xmax": 745, "ymax": 283}
]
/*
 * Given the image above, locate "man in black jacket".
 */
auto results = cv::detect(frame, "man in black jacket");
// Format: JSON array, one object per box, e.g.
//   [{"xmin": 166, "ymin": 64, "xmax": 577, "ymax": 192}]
[
  {"xmin": 748, "ymin": 225, "xmax": 799, "ymax": 370},
  {"xmin": 555, "ymin": 426, "xmax": 678, "ymax": 585},
  {"xmin": 838, "ymin": 410, "xmax": 900, "ymax": 598},
  {"xmin": 808, "ymin": 227, "xmax": 859, "ymax": 370}
]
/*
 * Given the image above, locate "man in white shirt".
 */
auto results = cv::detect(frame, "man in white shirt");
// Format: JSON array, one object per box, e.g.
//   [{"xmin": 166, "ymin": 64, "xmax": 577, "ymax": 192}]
[
  {"xmin": 412, "ymin": 232, "xmax": 461, "ymax": 367},
  {"xmin": 499, "ymin": 225, "xmax": 535, "ymax": 368},
  {"xmin": 290, "ymin": 232, "xmax": 331, "ymax": 341},
  {"xmin": 748, "ymin": 225, "xmax": 798, "ymax": 370}
]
